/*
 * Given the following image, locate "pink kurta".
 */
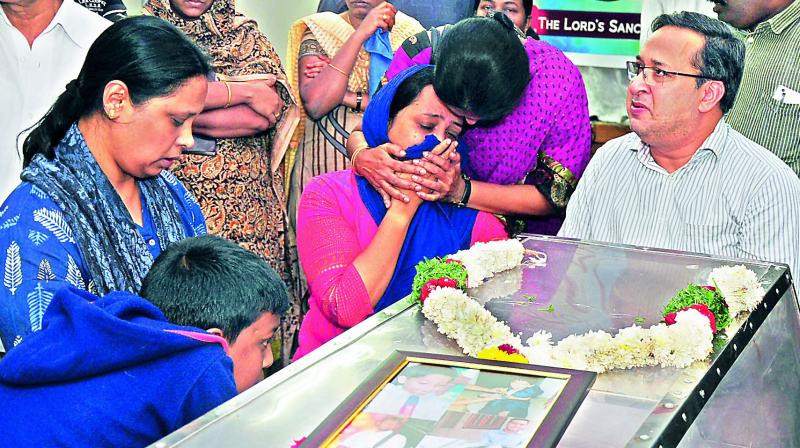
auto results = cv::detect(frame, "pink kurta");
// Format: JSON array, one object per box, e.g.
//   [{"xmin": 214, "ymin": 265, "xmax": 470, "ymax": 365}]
[{"xmin": 293, "ymin": 170, "xmax": 507, "ymax": 359}]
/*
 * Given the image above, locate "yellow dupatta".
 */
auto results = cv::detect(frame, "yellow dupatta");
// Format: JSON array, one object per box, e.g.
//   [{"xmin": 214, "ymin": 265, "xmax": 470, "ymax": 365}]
[{"xmin": 284, "ymin": 11, "xmax": 424, "ymax": 188}]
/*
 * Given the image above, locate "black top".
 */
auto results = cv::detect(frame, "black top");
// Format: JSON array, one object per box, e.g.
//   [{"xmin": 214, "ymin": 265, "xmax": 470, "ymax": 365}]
[
  {"xmin": 316, "ymin": 0, "xmax": 478, "ymax": 28},
  {"xmin": 75, "ymin": 0, "xmax": 127, "ymax": 22}
]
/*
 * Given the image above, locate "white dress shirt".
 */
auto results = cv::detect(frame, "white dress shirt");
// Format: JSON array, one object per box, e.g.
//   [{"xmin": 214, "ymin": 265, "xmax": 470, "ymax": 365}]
[
  {"xmin": 560, "ymin": 120, "xmax": 800, "ymax": 287},
  {"xmin": 0, "ymin": 0, "xmax": 110, "ymax": 202}
]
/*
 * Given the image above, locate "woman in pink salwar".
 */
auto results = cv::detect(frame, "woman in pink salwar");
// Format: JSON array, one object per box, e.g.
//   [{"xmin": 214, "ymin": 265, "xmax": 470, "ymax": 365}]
[{"xmin": 293, "ymin": 66, "xmax": 507, "ymax": 359}]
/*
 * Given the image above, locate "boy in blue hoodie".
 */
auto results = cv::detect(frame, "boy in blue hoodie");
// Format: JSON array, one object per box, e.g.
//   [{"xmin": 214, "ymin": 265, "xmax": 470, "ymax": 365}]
[{"xmin": 0, "ymin": 235, "xmax": 288, "ymax": 447}]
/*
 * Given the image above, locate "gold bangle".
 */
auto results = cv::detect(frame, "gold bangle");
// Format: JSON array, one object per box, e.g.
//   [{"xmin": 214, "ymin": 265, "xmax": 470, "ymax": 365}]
[
  {"xmin": 328, "ymin": 63, "xmax": 349, "ymax": 78},
  {"xmin": 351, "ymin": 145, "xmax": 369, "ymax": 170},
  {"xmin": 221, "ymin": 80, "xmax": 232, "ymax": 109}
]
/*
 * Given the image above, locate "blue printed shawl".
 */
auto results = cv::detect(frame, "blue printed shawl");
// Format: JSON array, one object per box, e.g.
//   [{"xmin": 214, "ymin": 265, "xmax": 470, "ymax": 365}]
[{"xmin": 21, "ymin": 124, "xmax": 190, "ymax": 295}]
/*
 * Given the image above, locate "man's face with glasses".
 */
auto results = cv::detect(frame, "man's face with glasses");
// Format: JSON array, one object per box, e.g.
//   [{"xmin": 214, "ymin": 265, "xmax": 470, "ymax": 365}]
[{"xmin": 626, "ymin": 26, "xmax": 714, "ymax": 149}]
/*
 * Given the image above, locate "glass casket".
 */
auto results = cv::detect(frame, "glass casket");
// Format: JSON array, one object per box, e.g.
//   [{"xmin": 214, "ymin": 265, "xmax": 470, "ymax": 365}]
[{"xmin": 151, "ymin": 235, "xmax": 800, "ymax": 448}]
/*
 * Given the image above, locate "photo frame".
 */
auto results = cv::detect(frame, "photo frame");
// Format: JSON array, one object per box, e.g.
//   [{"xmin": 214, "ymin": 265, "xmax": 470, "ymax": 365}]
[{"xmin": 302, "ymin": 351, "xmax": 596, "ymax": 448}]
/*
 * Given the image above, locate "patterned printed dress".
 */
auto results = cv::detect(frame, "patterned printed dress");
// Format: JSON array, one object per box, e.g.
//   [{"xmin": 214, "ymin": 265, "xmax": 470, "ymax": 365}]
[
  {"xmin": 145, "ymin": 0, "xmax": 302, "ymax": 364},
  {"xmin": 0, "ymin": 176, "xmax": 205, "ymax": 351}
]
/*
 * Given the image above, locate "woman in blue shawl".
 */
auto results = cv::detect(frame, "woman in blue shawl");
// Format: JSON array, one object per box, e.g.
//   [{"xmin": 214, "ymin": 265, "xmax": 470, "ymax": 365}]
[
  {"xmin": 293, "ymin": 65, "xmax": 507, "ymax": 359},
  {"xmin": 0, "ymin": 17, "xmax": 210, "ymax": 351}
]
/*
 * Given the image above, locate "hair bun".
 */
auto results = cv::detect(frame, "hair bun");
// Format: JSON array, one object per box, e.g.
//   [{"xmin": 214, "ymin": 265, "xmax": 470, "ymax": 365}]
[{"xmin": 65, "ymin": 79, "xmax": 80, "ymax": 95}]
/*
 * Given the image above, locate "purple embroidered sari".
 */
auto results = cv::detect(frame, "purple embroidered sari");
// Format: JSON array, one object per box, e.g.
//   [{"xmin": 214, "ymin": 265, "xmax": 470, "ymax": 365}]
[{"xmin": 387, "ymin": 35, "xmax": 592, "ymax": 235}]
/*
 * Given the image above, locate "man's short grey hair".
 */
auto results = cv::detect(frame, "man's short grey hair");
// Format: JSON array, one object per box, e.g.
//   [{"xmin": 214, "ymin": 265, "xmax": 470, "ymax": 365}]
[{"xmin": 652, "ymin": 12, "xmax": 745, "ymax": 112}]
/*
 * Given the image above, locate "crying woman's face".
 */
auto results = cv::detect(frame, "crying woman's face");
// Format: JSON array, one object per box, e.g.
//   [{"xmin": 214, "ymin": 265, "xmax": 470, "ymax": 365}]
[{"xmin": 387, "ymin": 86, "xmax": 464, "ymax": 150}]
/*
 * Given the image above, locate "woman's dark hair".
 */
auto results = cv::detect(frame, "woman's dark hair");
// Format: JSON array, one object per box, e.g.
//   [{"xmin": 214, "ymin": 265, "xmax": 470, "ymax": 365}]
[
  {"xmin": 141, "ymin": 235, "xmax": 289, "ymax": 343},
  {"xmin": 22, "ymin": 16, "xmax": 211, "ymax": 166},
  {"xmin": 522, "ymin": 0, "xmax": 532, "ymax": 17},
  {"xmin": 434, "ymin": 13, "xmax": 530, "ymax": 123},
  {"xmin": 388, "ymin": 67, "xmax": 435, "ymax": 121}
]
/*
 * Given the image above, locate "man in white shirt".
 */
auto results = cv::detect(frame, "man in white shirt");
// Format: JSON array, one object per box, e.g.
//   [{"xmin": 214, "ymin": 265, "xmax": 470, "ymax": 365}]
[
  {"xmin": 0, "ymin": 0, "xmax": 109, "ymax": 202},
  {"xmin": 560, "ymin": 12, "xmax": 800, "ymax": 284}
]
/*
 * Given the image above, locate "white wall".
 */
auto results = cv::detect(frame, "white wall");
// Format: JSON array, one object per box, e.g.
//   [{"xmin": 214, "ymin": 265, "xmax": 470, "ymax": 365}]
[
  {"xmin": 122, "ymin": 0, "xmax": 319, "ymax": 63},
  {"xmin": 238, "ymin": 0, "xmax": 319, "ymax": 63}
]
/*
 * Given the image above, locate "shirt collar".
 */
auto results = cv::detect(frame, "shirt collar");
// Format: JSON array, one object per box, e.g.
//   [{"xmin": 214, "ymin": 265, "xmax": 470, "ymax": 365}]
[
  {"xmin": 697, "ymin": 118, "xmax": 729, "ymax": 157},
  {"xmin": 46, "ymin": 0, "xmax": 101, "ymax": 49},
  {"xmin": 630, "ymin": 118, "xmax": 729, "ymax": 171},
  {"xmin": 758, "ymin": 0, "xmax": 800, "ymax": 35},
  {"xmin": 0, "ymin": 5, "xmax": 13, "ymax": 29},
  {"xmin": 0, "ymin": 0, "xmax": 99, "ymax": 48}
]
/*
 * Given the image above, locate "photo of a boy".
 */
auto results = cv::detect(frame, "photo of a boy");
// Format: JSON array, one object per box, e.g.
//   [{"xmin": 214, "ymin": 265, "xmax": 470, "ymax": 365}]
[
  {"xmin": 480, "ymin": 418, "xmax": 533, "ymax": 448},
  {"xmin": 365, "ymin": 363, "xmax": 459, "ymax": 421}
]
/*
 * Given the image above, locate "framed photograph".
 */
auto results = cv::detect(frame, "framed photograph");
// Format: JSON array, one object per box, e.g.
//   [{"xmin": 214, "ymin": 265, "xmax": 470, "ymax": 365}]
[{"xmin": 302, "ymin": 351, "xmax": 596, "ymax": 448}]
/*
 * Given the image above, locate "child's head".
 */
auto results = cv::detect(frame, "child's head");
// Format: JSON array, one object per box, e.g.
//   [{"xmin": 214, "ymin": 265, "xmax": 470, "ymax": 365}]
[
  {"xmin": 396, "ymin": 364, "xmax": 458, "ymax": 395},
  {"xmin": 141, "ymin": 235, "xmax": 289, "ymax": 392},
  {"xmin": 504, "ymin": 418, "xmax": 530, "ymax": 433}
]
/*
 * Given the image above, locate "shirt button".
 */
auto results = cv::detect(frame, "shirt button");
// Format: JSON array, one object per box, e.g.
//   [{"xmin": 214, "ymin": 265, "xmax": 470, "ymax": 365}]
[
  {"xmin": 148, "ymin": 239, "xmax": 156, "ymax": 247},
  {"xmin": 746, "ymin": 36, "xmax": 754, "ymax": 44}
]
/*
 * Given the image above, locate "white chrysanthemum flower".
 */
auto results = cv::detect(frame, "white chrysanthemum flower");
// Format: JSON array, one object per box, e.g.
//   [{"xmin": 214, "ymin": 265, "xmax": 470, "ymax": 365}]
[
  {"xmin": 649, "ymin": 323, "xmax": 677, "ymax": 368},
  {"xmin": 650, "ymin": 309, "xmax": 713, "ymax": 368},
  {"xmin": 525, "ymin": 330, "xmax": 554, "ymax": 348},
  {"xmin": 449, "ymin": 239, "xmax": 524, "ymax": 288},
  {"xmin": 520, "ymin": 331, "xmax": 556, "ymax": 366},
  {"xmin": 708, "ymin": 265, "xmax": 765, "ymax": 316},
  {"xmin": 613, "ymin": 325, "xmax": 653, "ymax": 370},
  {"xmin": 669, "ymin": 309, "xmax": 714, "ymax": 367},
  {"xmin": 551, "ymin": 333, "xmax": 593, "ymax": 371}
]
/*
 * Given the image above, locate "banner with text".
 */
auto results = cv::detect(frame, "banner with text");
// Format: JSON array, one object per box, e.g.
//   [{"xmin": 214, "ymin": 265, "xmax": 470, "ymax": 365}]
[{"xmin": 532, "ymin": 0, "xmax": 642, "ymax": 68}]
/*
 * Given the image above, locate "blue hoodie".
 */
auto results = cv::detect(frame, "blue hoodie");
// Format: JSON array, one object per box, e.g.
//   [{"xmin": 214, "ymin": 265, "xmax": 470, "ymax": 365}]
[{"xmin": 0, "ymin": 287, "xmax": 237, "ymax": 447}]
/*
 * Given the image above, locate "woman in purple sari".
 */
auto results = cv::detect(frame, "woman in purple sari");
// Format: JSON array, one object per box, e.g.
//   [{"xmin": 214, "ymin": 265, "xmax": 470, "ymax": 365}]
[{"xmin": 347, "ymin": 13, "xmax": 591, "ymax": 235}]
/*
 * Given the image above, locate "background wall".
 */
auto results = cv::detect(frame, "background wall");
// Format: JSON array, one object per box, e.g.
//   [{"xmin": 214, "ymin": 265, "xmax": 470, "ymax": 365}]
[{"xmin": 122, "ymin": 0, "xmax": 319, "ymax": 63}]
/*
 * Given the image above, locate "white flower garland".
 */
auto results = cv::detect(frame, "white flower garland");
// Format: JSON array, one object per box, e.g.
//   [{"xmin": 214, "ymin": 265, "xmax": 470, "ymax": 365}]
[
  {"xmin": 448, "ymin": 239, "xmax": 525, "ymax": 288},
  {"xmin": 417, "ymin": 240, "xmax": 765, "ymax": 374},
  {"xmin": 422, "ymin": 287, "xmax": 521, "ymax": 356},
  {"xmin": 520, "ymin": 309, "xmax": 714, "ymax": 373}
]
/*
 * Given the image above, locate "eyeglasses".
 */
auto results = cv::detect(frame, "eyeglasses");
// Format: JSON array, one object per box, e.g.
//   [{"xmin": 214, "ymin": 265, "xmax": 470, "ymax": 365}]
[{"xmin": 626, "ymin": 61, "xmax": 721, "ymax": 85}]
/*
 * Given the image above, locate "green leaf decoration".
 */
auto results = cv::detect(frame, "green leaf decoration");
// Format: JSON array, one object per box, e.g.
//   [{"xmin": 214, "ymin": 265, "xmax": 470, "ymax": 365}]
[
  {"xmin": 410, "ymin": 257, "xmax": 468, "ymax": 305},
  {"xmin": 523, "ymin": 294, "xmax": 538, "ymax": 303},
  {"xmin": 663, "ymin": 284, "xmax": 731, "ymax": 331}
]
